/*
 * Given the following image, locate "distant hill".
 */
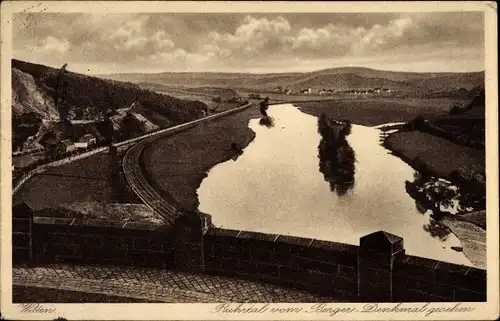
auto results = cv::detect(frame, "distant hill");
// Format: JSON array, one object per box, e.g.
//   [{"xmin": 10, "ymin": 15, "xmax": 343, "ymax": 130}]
[
  {"xmin": 100, "ymin": 67, "xmax": 484, "ymax": 93},
  {"xmin": 137, "ymin": 83, "xmax": 239, "ymax": 99}
]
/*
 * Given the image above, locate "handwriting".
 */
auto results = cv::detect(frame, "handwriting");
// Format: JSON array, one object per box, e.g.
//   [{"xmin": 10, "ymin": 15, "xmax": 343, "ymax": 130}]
[{"xmin": 18, "ymin": 304, "xmax": 56, "ymax": 314}]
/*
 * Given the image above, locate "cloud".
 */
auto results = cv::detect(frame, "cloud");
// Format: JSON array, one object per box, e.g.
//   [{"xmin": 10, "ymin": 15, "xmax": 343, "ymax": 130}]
[
  {"xmin": 203, "ymin": 15, "xmax": 293, "ymax": 60},
  {"xmin": 27, "ymin": 36, "xmax": 70, "ymax": 55},
  {"xmin": 12, "ymin": 12, "xmax": 484, "ymax": 73}
]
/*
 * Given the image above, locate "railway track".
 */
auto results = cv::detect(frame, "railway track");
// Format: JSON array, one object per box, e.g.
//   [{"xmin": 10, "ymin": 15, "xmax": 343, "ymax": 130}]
[
  {"xmin": 122, "ymin": 103, "xmax": 252, "ymax": 224},
  {"xmin": 122, "ymin": 137, "xmax": 182, "ymax": 225}
]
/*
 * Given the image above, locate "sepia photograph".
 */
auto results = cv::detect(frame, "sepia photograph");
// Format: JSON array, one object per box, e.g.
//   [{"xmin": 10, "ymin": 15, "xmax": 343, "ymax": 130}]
[{"xmin": 1, "ymin": 1, "xmax": 498, "ymax": 320}]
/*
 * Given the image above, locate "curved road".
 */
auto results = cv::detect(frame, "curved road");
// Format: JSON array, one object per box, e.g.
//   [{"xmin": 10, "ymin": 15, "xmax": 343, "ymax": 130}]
[{"xmin": 122, "ymin": 103, "xmax": 252, "ymax": 224}]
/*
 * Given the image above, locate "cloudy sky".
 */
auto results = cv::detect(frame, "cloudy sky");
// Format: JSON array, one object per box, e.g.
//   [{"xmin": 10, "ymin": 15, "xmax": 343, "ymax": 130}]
[{"xmin": 13, "ymin": 12, "xmax": 484, "ymax": 74}]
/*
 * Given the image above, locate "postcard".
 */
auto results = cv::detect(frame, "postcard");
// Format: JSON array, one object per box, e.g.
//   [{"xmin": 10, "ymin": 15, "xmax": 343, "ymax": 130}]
[{"xmin": 1, "ymin": 1, "xmax": 498, "ymax": 320}]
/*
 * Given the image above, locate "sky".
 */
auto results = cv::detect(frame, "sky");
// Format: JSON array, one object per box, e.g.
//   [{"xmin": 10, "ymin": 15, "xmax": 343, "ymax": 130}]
[{"xmin": 13, "ymin": 12, "xmax": 485, "ymax": 74}]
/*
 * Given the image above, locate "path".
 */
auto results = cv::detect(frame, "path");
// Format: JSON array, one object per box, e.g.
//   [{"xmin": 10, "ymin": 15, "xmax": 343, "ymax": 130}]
[{"xmin": 13, "ymin": 264, "xmax": 339, "ymax": 303}]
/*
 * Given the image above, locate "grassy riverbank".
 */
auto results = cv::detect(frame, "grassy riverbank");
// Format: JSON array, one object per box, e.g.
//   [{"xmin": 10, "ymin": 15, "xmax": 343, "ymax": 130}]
[
  {"xmin": 297, "ymin": 97, "xmax": 470, "ymax": 126},
  {"xmin": 384, "ymin": 131, "xmax": 485, "ymax": 179},
  {"xmin": 142, "ymin": 107, "xmax": 260, "ymax": 211}
]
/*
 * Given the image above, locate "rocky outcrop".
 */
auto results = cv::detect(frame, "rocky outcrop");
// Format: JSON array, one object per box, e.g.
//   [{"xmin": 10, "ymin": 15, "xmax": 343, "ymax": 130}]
[{"xmin": 12, "ymin": 68, "xmax": 58, "ymax": 120}]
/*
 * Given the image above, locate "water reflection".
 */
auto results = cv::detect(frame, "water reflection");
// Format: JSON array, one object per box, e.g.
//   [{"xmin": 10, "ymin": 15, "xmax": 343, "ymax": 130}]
[
  {"xmin": 317, "ymin": 114, "xmax": 356, "ymax": 196},
  {"xmin": 259, "ymin": 116, "xmax": 275, "ymax": 128},
  {"xmin": 423, "ymin": 217, "xmax": 452, "ymax": 241},
  {"xmin": 405, "ymin": 171, "xmax": 486, "ymax": 217},
  {"xmin": 198, "ymin": 104, "xmax": 472, "ymax": 266}
]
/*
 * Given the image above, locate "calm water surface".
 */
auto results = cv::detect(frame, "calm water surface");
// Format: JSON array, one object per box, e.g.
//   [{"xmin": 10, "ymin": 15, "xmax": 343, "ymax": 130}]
[{"xmin": 198, "ymin": 104, "xmax": 471, "ymax": 266}]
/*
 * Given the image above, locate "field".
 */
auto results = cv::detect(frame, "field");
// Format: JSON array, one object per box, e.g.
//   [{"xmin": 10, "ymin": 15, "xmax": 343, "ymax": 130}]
[
  {"xmin": 384, "ymin": 131, "xmax": 485, "ymax": 179},
  {"xmin": 13, "ymin": 152, "xmax": 138, "ymax": 210},
  {"xmin": 142, "ymin": 107, "xmax": 260, "ymax": 211},
  {"xmin": 296, "ymin": 96, "xmax": 472, "ymax": 126}
]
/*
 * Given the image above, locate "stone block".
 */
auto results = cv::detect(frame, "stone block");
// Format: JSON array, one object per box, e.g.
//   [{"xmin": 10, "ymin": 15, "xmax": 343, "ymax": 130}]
[
  {"xmin": 104, "ymin": 236, "xmax": 127, "ymax": 249},
  {"xmin": 333, "ymin": 276, "xmax": 357, "ymax": 295},
  {"xmin": 274, "ymin": 235, "xmax": 311, "ymax": 254},
  {"xmin": 279, "ymin": 266, "xmax": 310, "ymax": 285},
  {"xmin": 454, "ymin": 288, "xmax": 486, "ymax": 302},
  {"xmin": 82, "ymin": 246, "xmax": 106, "ymax": 260},
  {"xmin": 306, "ymin": 239, "xmax": 357, "ymax": 264},
  {"xmin": 290, "ymin": 255, "xmax": 320, "ymax": 271},
  {"xmin": 213, "ymin": 243, "xmax": 239, "ymax": 259},
  {"xmin": 12, "ymin": 233, "xmax": 30, "ymax": 247},
  {"xmin": 85, "ymin": 235, "xmax": 103, "ymax": 247},
  {"xmin": 12, "ymin": 219, "xmax": 31, "ymax": 233},
  {"xmin": 250, "ymin": 247, "xmax": 273, "ymax": 262},
  {"xmin": 218, "ymin": 257, "xmax": 242, "ymax": 272},
  {"xmin": 309, "ymin": 270, "xmax": 335, "ymax": 288},
  {"xmin": 427, "ymin": 282, "xmax": 455, "ymax": 299},
  {"xmin": 428, "ymin": 294, "xmax": 449, "ymax": 302},
  {"xmin": 133, "ymin": 238, "xmax": 149, "ymax": 250},
  {"xmin": 359, "ymin": 230, "xmax": 404, "ymax": 254},
  {"xmin": 269, "ymin": 248, "xmax": 292, "ymax": 266},
  {"xmin": 432, "ymin": 262, "xmax": 471, "ymax": 286},
  {"xmin": 13, "ymin": 248, "xmax": 32, "ymax": 262},
  {"xmin": 461, "ymin": 268, "xmax": 487, "ymax": 292},
  {"xmin": 147, "ymin": 240, "xmax": 164, "ymax": 252},
  {"xmin": 254, "ymin": 262, "xmax": 280, "ymax": 279},
  {"xmin": 337, "ymin": 265, "xmax": 357, "ymax": 279}
]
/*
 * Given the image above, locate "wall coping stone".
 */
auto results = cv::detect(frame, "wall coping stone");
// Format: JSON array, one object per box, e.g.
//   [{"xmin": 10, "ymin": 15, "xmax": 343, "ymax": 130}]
[
  {"xmin": 237, "ymin": 230, "xmax": 278, "ymax": 242},
  {"xmin": 395, "ymin": 254, "xmax": 440, "ymax": 269},
  {"xmin": 465, "ymin": 267, "xmax": 487, "ymax": 278},
  {"xmin": 309, "ymin": 239, "xmax": 358, "ymax": 254},
  {"xmin": 33, "ymin": 216, "xmax": 169, "ymax": 231},
  {"xmin": 394, "ymin": 254, "xmax": 486, "ymax": 274},
  {"xmin": 206, "ymin": 227, "xmax": 358, "ymax": 254},
  {"xmin": 275, "ymin": 235, "xmax": 313, "ymax": 246},
  {"xmin": 434, "ymin": 261, "xmax": 472, "ymax": 274},
  {"xmin": 204, "ymin": 228, "xmax": 240, "ymax": 237}
]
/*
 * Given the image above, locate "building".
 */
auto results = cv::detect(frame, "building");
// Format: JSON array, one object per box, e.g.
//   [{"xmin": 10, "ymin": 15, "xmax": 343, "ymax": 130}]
[
  {"xmin": 248, "ymin": 93, "xmax": 262, "ymax": 99},
  {"xmin": 59, "ymin": 139, "xmax": 76, "ymax": 154},
  {"xmin": 22, "ymin": 140, "xmax": 44, "ymax": 154},
  {"xmin": 74, "ymin": 134, "xmax": 97, "ymax": 149}
]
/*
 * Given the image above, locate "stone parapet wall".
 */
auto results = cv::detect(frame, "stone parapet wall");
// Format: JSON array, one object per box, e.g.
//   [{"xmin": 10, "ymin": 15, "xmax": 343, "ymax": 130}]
[
  {"xmin": 12, "ymin": 204, "xmax": 487, "ymax": 302},
  {"xmin": 204, "ymin": 228, "xmax": 359, "ymax": 299},
  {"xmin": 31, "ymin": 216, "xmax": 173, "ymax": 267},
  {"xmin": 393, "ymin": 254, "xmax": 486, "ymax": 301}
]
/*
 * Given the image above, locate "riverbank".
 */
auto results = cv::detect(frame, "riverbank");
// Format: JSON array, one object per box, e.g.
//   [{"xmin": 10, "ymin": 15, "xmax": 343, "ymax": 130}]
[
  {"xmin": 440, "ymin": 215, "xmax": 486, "ymax": 269},
  {"xmin": 384, "ymin": 130, "xmax": 485, "ymax": 180},
  {"xmin": 383, "ymin": 130, "xmax": 486, "ymax": 268},
  {"xmin": 142, "ymin": 107, "xmax": 260, "ymax": 211},
  {"xmin": 296, "ymin": 97, "xmax": 469, "ymax": 126}
]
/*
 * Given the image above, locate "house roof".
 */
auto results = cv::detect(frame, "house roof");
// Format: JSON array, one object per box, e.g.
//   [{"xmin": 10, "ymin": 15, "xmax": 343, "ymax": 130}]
[
  {"xmin": 60, "ymin": 139, "xmax": 73, "ymax": 147},
  {"xmin": 80, "ymin": 134, "xmax": 95, "ymax": 142}
]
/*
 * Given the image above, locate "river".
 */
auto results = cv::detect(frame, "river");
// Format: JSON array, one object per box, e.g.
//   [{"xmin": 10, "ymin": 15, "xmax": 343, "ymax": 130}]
[{"xmin": 197, "ymin": 103, "xmax": 472, "ymax": 266}]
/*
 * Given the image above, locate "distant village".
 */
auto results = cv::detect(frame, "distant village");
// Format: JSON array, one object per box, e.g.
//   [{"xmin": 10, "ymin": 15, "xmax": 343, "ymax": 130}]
[
  {"xmin": 272, "ymin": 86, "xmax": 396, "ymax": 95},
  {"xmin": 247, "ymin": 86, "xmax": 397, "ymax": 99}
]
